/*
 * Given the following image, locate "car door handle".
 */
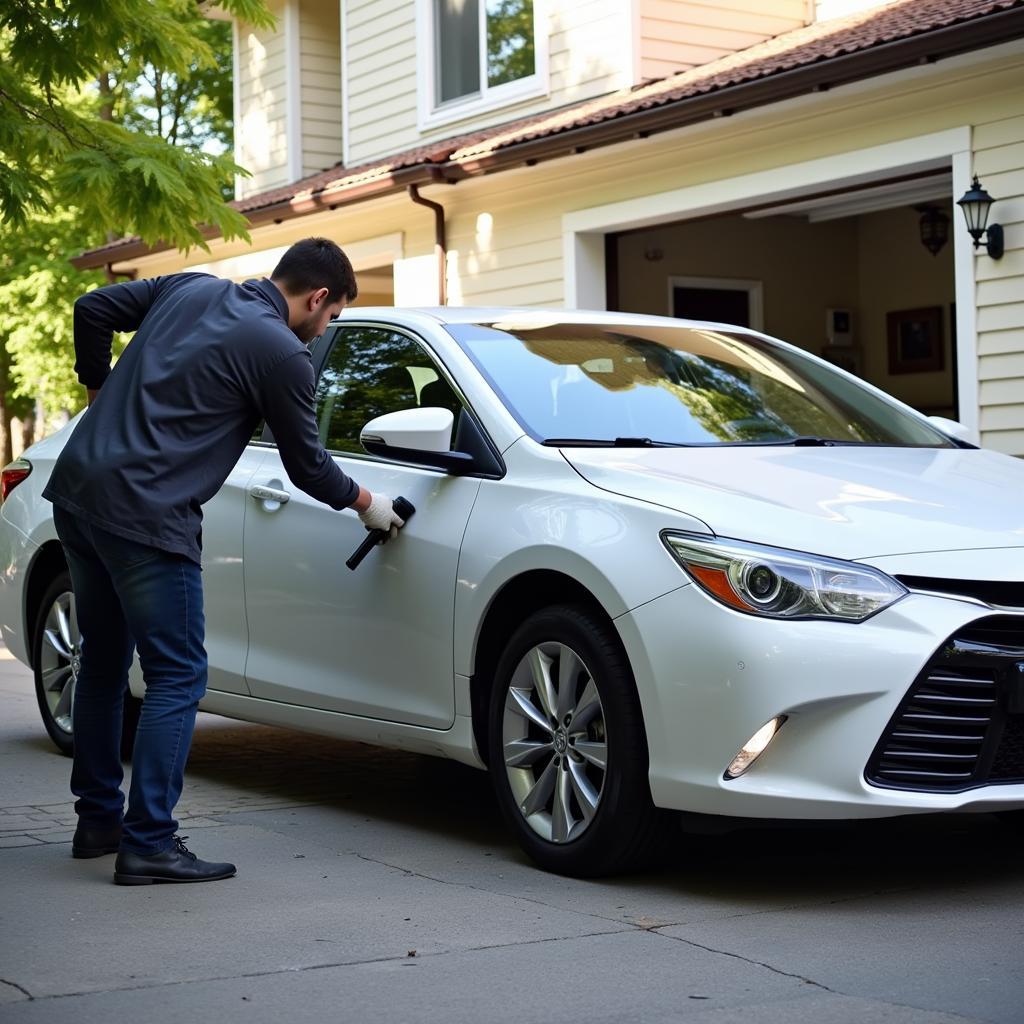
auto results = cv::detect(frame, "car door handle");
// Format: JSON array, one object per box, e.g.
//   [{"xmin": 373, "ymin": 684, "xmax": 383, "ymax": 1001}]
[{"xmin": 248, "ymin": 484, "xmax": 291, "ymax": 505}]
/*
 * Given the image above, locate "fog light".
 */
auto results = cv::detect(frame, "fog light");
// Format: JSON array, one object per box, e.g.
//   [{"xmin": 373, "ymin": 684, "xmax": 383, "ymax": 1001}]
[{"xmin": 725, "ymin": 716, "xmax": 786, "ymax": 779}]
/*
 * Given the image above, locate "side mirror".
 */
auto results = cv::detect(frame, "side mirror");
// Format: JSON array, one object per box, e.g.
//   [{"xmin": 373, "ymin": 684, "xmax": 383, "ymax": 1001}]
[
  {"xmin": 927, "ymin": 415, "xmax": 973, "ymax": 443},
  {"xmin": 360, "ymin": 407, "xmax": 476, "ymax": 473}
]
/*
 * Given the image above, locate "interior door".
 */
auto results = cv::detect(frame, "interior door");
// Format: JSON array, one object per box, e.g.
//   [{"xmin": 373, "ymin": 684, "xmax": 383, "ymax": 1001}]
[{"xmin": 241, "ymin": 325, "xmax": 482, "ymax": 728}]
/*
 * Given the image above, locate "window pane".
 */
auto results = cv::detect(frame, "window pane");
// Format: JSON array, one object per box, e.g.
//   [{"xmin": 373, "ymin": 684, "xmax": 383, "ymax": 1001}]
[
  {"xmin": 436, "ymin": 0, "xmax": 480, "ymax": 103},
  {"xmin": 314, "ymin": 327, "xmax": 463, "ymax": 454},
  {"xmin": 486, "ymin": 0, "xmax": 535, "ymax": 87}
]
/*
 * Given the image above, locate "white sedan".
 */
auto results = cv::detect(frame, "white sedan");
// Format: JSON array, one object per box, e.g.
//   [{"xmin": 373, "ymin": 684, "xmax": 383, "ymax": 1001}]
[{"xmin": 2, "ymin": 308, "xmax": 1023, "ymax": 876}]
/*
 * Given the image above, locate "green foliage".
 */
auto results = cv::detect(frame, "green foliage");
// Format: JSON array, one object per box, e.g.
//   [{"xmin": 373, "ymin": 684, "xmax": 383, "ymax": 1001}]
[
  {"xmin": 0, "ymin": 208, "xmax": 105, "ymax": 419},
  {"xmin": 486, "ymin": 0, "xmax": 535, "ymax": 87},
  {"xmin": 0, "ymin": 0, "xmax": 273, "ymax": 426},
  {"xmin": 0, "ymin": 0, "xmax": 274, "ymax": 247}
]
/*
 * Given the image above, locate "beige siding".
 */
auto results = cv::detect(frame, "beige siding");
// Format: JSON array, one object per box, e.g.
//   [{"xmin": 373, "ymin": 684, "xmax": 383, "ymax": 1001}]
[
  {"xmin": 639, "ymin": 0, "xmax": 809, "ymax": 82},
  {"xmin": 300, "ymin": 0, "xmax": 343, "ymax": 176},
  {"xmin": 344, "ymin": 0, "xmax": 632, "ymax": 166},
  {"xmin": 237, "ymin": 1, "xmax": 290, "ymax": 198},
  {"xmin": 974, "ymin": 112, "xmax": 1024, "ymax": 454},
  {"xmin": 344, "ymin": 0, "xmax": 418, "ymax": 162}
]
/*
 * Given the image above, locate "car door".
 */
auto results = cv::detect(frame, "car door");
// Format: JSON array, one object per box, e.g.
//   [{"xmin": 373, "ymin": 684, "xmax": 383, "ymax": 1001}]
[{"xmin": 241, "ymin": 323, "xmax": 483, "ymax": 728}]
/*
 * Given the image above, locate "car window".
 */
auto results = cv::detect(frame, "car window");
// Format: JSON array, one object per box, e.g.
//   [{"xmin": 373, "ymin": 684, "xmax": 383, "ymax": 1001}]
[
  {"xmin": 445, "ymin": 321, "xmax": 955, "ymax": 448},
  {"xmin": 315, "ymin": 326, "xmax": 463, "ymax": 455}
]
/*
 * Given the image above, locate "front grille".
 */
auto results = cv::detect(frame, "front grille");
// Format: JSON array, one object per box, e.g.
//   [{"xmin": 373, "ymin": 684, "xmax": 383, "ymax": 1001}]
[
  {"xmin": 896, "ymin": 576, "xmax": 1024, "ymax": 608},
  {"xmin": 865, "ymin": 615, "xmax": 1024, "ymax": 792}
]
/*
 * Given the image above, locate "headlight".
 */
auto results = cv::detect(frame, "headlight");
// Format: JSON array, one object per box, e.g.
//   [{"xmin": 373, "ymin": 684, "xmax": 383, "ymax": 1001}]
[{"xmin": 662, "ymin": 533, "xmax": 906, "ymax": 622}]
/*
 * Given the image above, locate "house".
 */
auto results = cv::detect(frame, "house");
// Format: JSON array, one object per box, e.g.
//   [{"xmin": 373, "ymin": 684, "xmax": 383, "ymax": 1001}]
[{"xmin": 74, "ymin": 0, "xmax": 1024, "ymax": 453}]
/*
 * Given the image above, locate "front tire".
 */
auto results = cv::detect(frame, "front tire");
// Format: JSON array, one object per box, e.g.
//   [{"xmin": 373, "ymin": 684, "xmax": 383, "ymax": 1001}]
[
  {"xmin": 487, "ymin": 604, "xmax": 667, "ymax": 877},
  {"xmin": 32, "ymin": 571, "xmax": 141, "ymax": 760}
]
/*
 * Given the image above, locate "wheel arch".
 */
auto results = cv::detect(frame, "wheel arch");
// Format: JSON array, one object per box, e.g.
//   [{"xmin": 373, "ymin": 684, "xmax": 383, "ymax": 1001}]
[
  {"xmin": 468, "ymin": 569, "xmax": 632, "ymax": 767},
  {"xmin": 24, "ymin": 541, "xmax": 68, "ymax": 670}
]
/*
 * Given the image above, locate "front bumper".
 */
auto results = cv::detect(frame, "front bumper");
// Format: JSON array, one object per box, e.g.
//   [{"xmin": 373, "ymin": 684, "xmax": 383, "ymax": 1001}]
[{"xmin": 615, "ymin": 582, "xmax": 1024, "ymax": 819}]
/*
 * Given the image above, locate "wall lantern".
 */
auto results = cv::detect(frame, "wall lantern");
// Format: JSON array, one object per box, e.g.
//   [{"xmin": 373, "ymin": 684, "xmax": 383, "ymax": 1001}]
[
  {"xmin": 956, "ymin": 175, "xmax": 1004, "ymax": 259},
  {"xmin": 917, "ymin": 205, "xmax": 949, "ymax": 256}
]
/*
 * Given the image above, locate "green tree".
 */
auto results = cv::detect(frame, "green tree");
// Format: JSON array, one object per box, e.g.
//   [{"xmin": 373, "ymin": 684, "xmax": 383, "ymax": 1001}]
[
  {"xmin": 0, "ymin": 1, "xmax": 272, "ymax": 452},
  {"xmin": 0, "ymin": 0, "xmax": 273, "ymax": 246}
]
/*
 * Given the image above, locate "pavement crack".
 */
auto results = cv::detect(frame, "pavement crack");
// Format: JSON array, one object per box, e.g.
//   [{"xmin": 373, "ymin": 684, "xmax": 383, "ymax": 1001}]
[
  {"xmin": 650, "ymin": 930, "xmax": 838, "ymax": 993},
  {"xmin": 27, "ymin": 928, "xmax": 639, "ymax": 1003},
  {"xmin": 0, "ymin": 978, "xmax": 34, "ymax": 999},
  {"xmin": 349, "ymin": 851, "xmax": 633, "ymax": 928}
]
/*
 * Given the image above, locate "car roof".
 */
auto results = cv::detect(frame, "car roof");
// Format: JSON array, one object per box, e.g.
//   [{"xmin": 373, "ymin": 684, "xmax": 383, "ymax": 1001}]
[{"xmin": 331, "ymin": 306, "xmax": 759, "ymax": 336}]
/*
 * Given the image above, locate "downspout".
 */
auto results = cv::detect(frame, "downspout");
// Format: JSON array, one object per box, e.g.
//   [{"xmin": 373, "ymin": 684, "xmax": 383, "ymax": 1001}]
[
  {"xmin": 104, "ymin": 263, "xmax": 137, "ymax": 283},
  {"xmin": 407, "ymin": 184, "xmax": 447, "ymax": 306}
]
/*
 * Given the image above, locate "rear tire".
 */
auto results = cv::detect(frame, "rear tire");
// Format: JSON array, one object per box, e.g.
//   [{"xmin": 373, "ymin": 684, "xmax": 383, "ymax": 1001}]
[
  {"xmin": 32, "ymin": 571, "xmax": 141, "ymax": 760},
  {"xmin": 487, "ymin": 603, "xmax": 668, "ymax": 877}
]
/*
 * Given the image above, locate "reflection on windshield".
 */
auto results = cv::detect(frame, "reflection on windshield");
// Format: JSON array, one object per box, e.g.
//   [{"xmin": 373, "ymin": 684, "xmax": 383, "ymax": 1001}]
[{"xmin": 446, "ymin": 322, "xmax": 953, "ymax": 448}]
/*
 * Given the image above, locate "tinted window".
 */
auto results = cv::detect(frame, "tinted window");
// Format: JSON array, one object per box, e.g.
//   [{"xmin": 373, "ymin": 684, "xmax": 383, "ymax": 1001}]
[
  {"xmin": 446, "ymin": 321, "xmax": 955, "ymax": 448},
  {"xmin": 315, "ymin": 326, "xmax": 462, "ymax": 455}
]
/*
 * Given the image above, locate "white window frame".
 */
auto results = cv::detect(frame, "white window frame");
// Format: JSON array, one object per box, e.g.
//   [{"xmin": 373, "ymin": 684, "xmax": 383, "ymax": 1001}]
[
  {"xmin": 667, "ymin": 276, "xmax": 765, "ymax": 331},
  {"xmin": 416, "ymin": 0, "xmax": 549, "ymax": 133}
]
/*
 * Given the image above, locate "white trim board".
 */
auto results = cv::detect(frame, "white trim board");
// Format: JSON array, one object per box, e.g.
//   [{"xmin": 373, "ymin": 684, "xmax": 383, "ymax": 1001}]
[
  {"xmin": 285, "ymin": 0, "xmax": 302, "ymax": 183},
  {"xmin": 562, "ymin": 126, "xmax": 980, "ymax": 441},
  {"xmin": 340, "ymin": 0, "xmax": 350, "ymax": 168}
]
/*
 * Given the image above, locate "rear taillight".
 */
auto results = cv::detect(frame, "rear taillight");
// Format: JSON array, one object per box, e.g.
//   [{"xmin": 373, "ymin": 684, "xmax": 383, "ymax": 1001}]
[{"xmin": 1, "ymin": 459, "xmax": 32, "ymax": 501}]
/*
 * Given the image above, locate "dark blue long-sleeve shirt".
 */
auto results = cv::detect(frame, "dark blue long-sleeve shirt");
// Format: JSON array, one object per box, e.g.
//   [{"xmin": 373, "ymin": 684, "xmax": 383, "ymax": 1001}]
[{"xmin": 43, "ymin": 274, "xmax": 359, "ymax": 563}]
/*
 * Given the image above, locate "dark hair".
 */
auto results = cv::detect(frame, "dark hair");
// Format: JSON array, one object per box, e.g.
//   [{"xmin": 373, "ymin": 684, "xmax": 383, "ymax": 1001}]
[{"xmin": 270, "ymin": 237, "xmax": 358, "ymax": 303}]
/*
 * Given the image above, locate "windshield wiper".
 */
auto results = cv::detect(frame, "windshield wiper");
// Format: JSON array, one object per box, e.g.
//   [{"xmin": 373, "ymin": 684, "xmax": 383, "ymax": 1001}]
[
  {"xmin": 542, "ymin": 437, "xmax": 685, "ymax": 448},
  {"xmin": 755, "ymin": 436, "xmax": 841, "ymax": 447}
]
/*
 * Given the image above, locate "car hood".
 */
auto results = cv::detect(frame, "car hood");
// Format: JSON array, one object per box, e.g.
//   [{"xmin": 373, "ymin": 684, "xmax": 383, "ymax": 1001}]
[{"xmin": 562, "ymin": 445, "xmax": 1024, "ymax": 564}]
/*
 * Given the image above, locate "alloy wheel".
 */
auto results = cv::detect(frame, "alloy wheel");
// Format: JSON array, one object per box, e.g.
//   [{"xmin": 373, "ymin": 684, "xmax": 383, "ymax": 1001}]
[
  {"xmin": 502, "ymin": 641, "xmax": 607, "ymax": 844},
  {"xmin": 38, "ymin": 590, "xmax": 80, "ymax": 735}
]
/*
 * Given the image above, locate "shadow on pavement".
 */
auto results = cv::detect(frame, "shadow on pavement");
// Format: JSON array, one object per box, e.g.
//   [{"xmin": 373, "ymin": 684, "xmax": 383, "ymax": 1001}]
[{"xmin": 181, "ymin": 714, "xmax": 1024, "ymax": 902}]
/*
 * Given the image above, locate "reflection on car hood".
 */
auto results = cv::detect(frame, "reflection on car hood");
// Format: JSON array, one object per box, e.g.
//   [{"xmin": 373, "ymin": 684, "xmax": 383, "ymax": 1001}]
[{"xmin": 561, "ymin": 445, "xmax": 1024, "ymax": 562}]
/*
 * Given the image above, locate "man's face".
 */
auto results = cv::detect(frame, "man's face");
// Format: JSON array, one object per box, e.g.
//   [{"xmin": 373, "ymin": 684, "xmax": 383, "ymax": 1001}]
[{"xmin": 293, "ymin": 288, "xmax": 348, "ymax": 343}]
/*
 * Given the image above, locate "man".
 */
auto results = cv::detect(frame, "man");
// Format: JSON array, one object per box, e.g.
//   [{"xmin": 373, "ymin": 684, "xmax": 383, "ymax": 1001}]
[{"xmin": 43, "ymin": 238, "xmax": 403, "ymax": 885}]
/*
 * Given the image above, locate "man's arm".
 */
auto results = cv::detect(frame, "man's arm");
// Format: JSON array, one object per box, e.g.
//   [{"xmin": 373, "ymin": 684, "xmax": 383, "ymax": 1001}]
[
  {"xmin": 74, "ymin": 278, "xmax": 162, "ymax": 391},
  {"xmin": 257, "ymin": 351, "xmax": 365, "ymax": 511}
]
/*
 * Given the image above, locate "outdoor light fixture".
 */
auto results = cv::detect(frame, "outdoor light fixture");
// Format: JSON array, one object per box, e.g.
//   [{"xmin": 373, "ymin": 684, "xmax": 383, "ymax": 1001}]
[
  {"xmin": 957, "ymin": 175, "xmax": 1004, "ymax": 259},
  {"xmin": 724, "ymin": 716, "xmax": 786, "ymax": 779},
  {"xmin": 917, "ymin": 205, "xmax": 949, "ymax": 256}
]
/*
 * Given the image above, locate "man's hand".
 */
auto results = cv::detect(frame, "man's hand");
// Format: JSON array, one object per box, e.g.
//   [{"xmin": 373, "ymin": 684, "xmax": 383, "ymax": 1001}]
[{"xmin": 356, "ymin": 491, "xmax": 405, "ymax": 540}]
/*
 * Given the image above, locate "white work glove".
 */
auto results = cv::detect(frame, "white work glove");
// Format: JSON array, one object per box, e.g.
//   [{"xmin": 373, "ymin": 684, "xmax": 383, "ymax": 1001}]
[{"xmin": 357, "ymin": 491, "xmax": 405, "ymax": 540}]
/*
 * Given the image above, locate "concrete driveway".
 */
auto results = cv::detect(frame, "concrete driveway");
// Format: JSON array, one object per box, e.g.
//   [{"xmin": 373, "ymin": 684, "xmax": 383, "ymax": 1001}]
[{"xmin": 1, "ymin": 646, "xmax": 1022, "ymax": 1024}]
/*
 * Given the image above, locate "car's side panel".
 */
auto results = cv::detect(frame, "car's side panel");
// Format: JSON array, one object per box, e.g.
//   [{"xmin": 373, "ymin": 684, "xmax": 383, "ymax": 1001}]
[{"xmin": 454, "ymin": 437, "xmax": 713, "ymax": 679}]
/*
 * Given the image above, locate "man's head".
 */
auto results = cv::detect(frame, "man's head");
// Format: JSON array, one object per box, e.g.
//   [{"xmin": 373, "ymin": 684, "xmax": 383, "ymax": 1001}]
[{"xmin": 270, "ymin": 238, "xmax": 358, "ymax": 342}]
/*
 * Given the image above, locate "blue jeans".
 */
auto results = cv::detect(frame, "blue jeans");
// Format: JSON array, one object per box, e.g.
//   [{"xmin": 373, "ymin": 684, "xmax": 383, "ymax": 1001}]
[{"xmin": 53, "ymin": 506, "xmax": 207, "ymax": 855}]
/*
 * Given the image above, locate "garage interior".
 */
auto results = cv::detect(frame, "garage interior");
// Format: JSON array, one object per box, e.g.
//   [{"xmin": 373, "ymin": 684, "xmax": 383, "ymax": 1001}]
[{"xmin": 608, "ymin": 169, "xmax": 958, "ymax": 419}]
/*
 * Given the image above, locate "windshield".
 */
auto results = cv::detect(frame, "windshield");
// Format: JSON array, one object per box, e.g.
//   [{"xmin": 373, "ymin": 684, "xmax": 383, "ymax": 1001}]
[{"xmin": 445, "ymin": 320, "xmax": 956, "ymax": 448}]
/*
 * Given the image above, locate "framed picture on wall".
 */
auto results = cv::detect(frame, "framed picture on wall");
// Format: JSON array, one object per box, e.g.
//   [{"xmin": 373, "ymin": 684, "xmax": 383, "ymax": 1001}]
[{"xmin": 887, "ymin": 306, "xmax": 944, "ymax": 374}]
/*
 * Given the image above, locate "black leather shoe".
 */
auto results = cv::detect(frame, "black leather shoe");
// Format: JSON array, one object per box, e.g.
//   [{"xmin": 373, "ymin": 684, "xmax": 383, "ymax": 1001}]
[
  {"xmin": 72, "ymin": 822, "xmax": 122, "ymax": 859},
  {"xmin": 113, "ymin": 835, "xmax": 236, "ymax": 885}
]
